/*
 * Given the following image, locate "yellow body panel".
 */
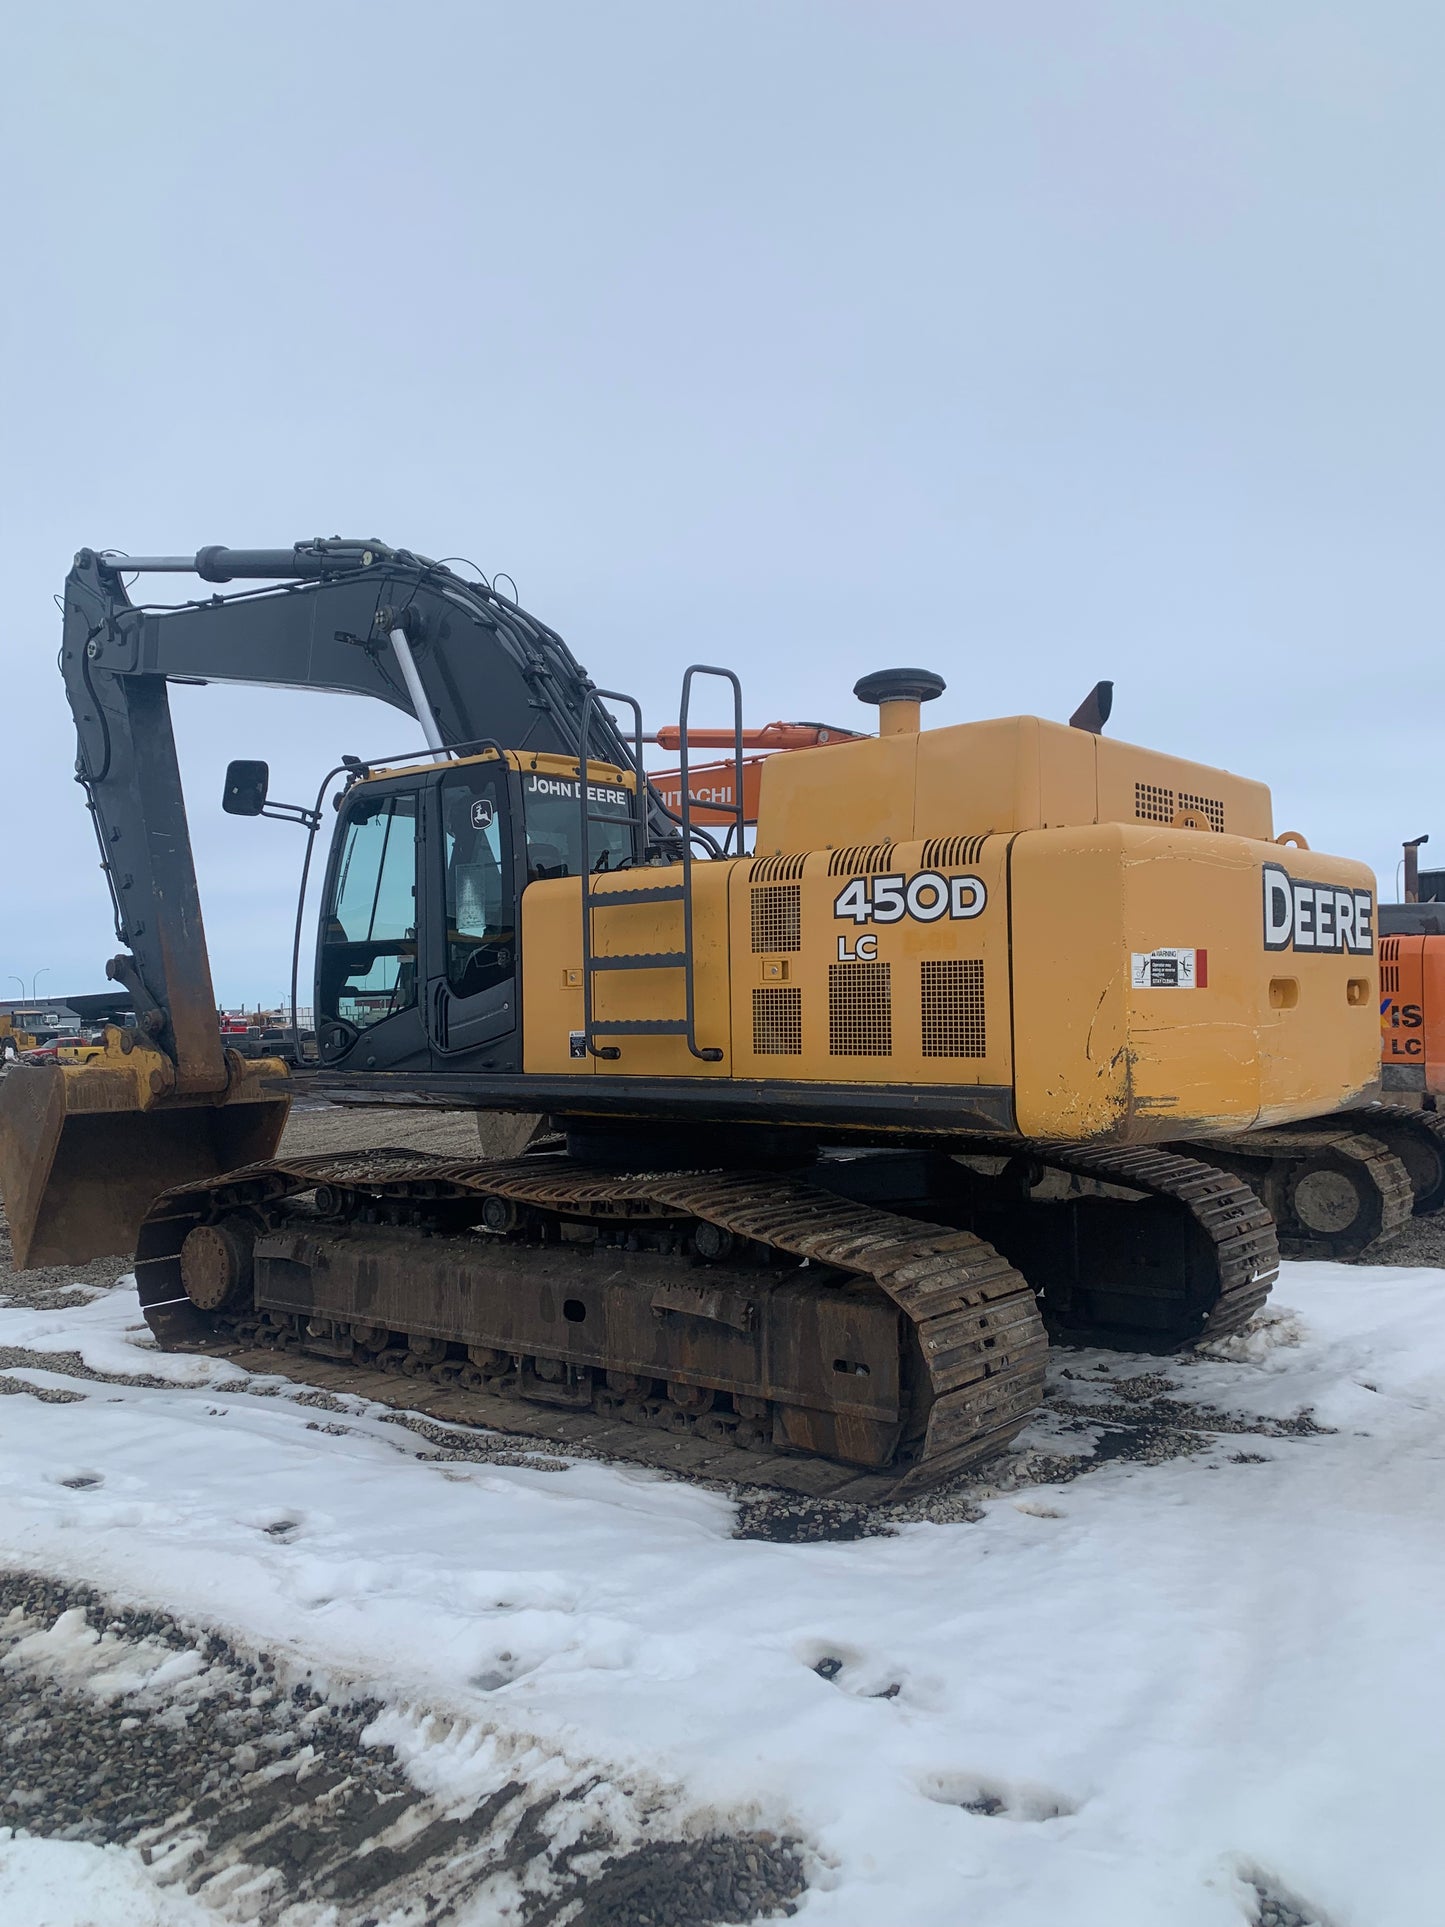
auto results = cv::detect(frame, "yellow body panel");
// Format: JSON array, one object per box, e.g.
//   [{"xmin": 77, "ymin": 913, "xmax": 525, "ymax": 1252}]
[
  {"xmin": 523, "ymin": 864, "xmax": 735, "ymax": 1075},
  {"xmin": 728, "ymin": 840, "xmax": 1013, "ymax": 1088},
  {"xmin": 1009, "ymin": 828, "xmax": 1375, "ymax": 1138},
  {"xmin": 519, "ymin": 719, "xmax": 1378, "ymax": 1142},
  {"xmin": 757, "ymin": 716, "xmax": 1274, "ymax": 851}
]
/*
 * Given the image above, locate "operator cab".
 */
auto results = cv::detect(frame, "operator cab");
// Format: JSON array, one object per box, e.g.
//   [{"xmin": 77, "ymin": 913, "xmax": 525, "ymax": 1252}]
[{"xmin": 312, "ymin": 752, "xmax": 637, "ymax": 1074}]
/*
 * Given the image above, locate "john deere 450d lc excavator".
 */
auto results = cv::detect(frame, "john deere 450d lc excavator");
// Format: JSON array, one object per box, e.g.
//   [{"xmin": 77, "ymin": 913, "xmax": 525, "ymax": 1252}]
[{"xmin": 0, "ymin": 539, "xmax": 1433, "ymax": 1500}]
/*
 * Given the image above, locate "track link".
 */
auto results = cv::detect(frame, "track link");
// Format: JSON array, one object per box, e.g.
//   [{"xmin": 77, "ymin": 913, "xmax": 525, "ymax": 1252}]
[
  {"xmin": 1028, "ymin": 1141, "xmax": 1278, "ymax": 1341},
  {"xmin": 1178, "ymin": 1128, "xmax": 1414, "ymax": 1260},
  {"xmin": 1332, "ymin": 1106, "xmax": 1445, "ymax": 1216},
  {"xmin": 950, "ymin": 1139, "xmax": 1278, "ymax": 1347},
  {"xmin": 134, "ymin": 1153, "xmax": 1049, "ymax": 1501}
]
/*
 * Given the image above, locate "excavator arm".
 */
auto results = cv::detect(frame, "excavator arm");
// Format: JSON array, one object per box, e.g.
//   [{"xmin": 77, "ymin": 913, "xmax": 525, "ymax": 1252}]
[
  {"xmin": 4, "ymin": 539, "xmax": 650, "ymax": 1265},
  {"xmin": 62, "ymin": 540, "xmax": 645, "ymax": 1084}
]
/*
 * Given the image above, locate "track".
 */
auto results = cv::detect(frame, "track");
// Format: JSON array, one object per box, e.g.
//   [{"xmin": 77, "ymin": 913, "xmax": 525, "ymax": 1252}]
[
  {"xmin": 1334, "ymin": 1105, "xmax": 1445, "ymax": 1217},
  {"xmin": 1182, "ymin": 1128, "xmax": 1415, "ymax": 1260},
  {"xmin": 1003, "ymin": 1141, "xmax": 1278, "ymax": 1345},
  {"xmin": 134, "ymin": 1154, "xmax": 1049, "ymax": 1502},
  {"xmin": 129, "ymin": 1142, "xmax": 1281, "ymax": 1498}
]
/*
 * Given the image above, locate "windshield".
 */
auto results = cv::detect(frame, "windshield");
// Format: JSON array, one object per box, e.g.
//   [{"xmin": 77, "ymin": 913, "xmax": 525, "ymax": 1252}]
[
  {"xmin": 520, "ymin": 771, "xmax": 634, "ymax": 878},
  {"xmin": 319, "ymin": 793, "xmax": 418, "ymax": 1031}
]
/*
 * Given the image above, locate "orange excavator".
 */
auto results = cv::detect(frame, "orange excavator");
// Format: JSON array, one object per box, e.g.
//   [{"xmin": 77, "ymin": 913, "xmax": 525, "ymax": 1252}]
[
  {"xmin": 646, "ymin": 721, "xmax": 864, "ymax": 826},
  {"xmin": 1380, "ymin": 839, "xmax": 1445, "ymax": 1102}
]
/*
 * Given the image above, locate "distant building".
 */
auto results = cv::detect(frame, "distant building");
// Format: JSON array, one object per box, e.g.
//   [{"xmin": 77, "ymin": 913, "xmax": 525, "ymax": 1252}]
[{"xmin": 0, "ymin": 992, "xmax": 132, "ymax": 1041}]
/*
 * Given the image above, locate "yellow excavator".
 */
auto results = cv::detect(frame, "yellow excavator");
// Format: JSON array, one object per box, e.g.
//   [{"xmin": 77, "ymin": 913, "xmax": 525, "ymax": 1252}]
[
  {"xmin": 0, "ymin": 540, "xmax": 1418, "ymax": 1499},
  {"xmin": 0, "ymin": 1016, "xmax": 36, "ymax": 1060}
]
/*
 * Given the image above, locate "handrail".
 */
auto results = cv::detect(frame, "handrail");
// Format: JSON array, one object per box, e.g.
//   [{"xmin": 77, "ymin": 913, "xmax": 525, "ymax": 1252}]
[
  {"xmin": 578, "ymin": 688, "xmax": 647, "ymax": 1060},
  {"xmin": 678, "ymin": 665, "xmax": 743, "ymax": 1062}
]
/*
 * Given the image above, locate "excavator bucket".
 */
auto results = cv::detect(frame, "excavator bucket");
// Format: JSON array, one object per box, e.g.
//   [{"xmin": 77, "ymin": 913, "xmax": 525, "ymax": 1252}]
[{"xmin": 0, "ymin": 1038, "xmax": 290, "ymax": 1270}]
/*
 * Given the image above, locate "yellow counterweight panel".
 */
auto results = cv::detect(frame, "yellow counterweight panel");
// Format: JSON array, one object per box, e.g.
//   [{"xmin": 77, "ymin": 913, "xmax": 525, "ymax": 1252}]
[{"xmin": 1009, "ymin": 826, "xmax": 1379, "ymax": 1140}]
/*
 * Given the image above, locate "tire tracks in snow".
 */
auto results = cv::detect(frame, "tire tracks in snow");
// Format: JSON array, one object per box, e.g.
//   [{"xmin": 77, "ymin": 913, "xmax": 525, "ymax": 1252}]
[{"xmin": 0, "ymin": 1573, "xmax": 806, "ymax": 1926}]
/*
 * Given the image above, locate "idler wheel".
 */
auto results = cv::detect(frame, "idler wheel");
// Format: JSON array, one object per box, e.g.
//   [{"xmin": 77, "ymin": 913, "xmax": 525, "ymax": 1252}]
[
  {"xmin": 179, "ymin": 1220, "xmax": 254, "ymax": 1312},
  {"xmin": 1285, "ymin": 1159, "xmax": 1378, "ymax": 1244}
]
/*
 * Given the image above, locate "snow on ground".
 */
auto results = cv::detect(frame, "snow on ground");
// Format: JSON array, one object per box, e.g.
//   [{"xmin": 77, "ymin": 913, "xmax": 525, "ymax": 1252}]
[
  {"xmin": 0, "ymin": 1834, "xmax": 214, "ymax": 1926},
  {"xmin": 2, "ymin": 1262, "xmax": 1444, "ymax": 1926}
]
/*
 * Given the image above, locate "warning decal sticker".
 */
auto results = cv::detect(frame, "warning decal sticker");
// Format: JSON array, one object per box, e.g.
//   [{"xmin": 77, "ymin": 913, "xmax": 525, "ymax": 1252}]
[{"xmin": 1131, "ymin": 947, "xmax": 1206, "ymax": 990}]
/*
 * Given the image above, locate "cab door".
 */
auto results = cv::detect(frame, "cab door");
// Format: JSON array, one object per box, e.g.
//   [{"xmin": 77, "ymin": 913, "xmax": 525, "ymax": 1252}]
[
  {"xmin": 426, "ymin": 759, "xmax": 522, "ymax": 1070},
  {"xmin": 314, "ymin": 778, "xmax": 431, "ymax": 1070}
]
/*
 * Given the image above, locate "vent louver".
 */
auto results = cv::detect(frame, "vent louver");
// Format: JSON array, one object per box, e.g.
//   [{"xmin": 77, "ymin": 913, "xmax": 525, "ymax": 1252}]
[
  {"xmin": 921, "ymin": 958, "xmax": 986, "ymax": 1057},
  {"xmin": 751, "ymin": 884, "xmax": 801, "ymax": 953},
  {"xmin": 829, "ymin": 961, "xmax": 892, "ymax": 1056},
  {"xmin": 921, "ymin": 834, "xmax": 988, "ymax": 870},
  {"xmin": 827, "ymin": 844, "xmax": 897, "ymax": 878},
  {"xmin": 749, "ymin": 853, "xmax": 807, "ymax": 882},
  {"xmin": 1381, "ymin": 936, "xmax": 1400, "ymax": 995},
  {"xmin": 753, "ymin": 985, "xmax": 803, "ymax": 1055},
  {"xmin": 1134, "ymin": 781, "xmax": 1225, "ymax": 832},
  {"xmin": 1180, "ymin": 791, "xmax": 1225, "ymax": 832}
]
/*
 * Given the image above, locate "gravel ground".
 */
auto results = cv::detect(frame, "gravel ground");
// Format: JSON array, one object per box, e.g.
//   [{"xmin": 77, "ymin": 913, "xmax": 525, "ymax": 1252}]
[
  {"xmin": 278, "ymin": 1101, "xmax": 495, "ymax": 1160},
  {"xmin": 1248, "ymin": 1878, "xmax": 1324, "ymax": 1927},
  {"xmin": 0, "ymin": 1572, "xmax": 806, "ymax": 1926},
  {"xmin": 1350, "ymin": 1207, "xmax": 1445, "ymax": 1268}
]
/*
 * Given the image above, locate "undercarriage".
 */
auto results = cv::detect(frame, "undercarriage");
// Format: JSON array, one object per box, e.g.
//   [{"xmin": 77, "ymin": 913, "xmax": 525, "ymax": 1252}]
[{"xmin": 135, "ymin": 1135, "xmax": 1278, "ymax": 1495}]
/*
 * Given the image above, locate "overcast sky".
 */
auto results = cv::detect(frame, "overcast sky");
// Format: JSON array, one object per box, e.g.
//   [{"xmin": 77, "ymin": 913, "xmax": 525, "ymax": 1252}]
[{"xmin": 3, "ymin": 1, "xmax": 1442, "ymax": 1007}]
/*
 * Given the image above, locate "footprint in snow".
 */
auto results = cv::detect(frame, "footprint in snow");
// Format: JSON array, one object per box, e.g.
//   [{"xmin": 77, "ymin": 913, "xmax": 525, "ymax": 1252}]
[
  {"xmin": 469, "ymin": 1650, "xmax": 536, "ymax": 1691},
  {"xmin": 919, "ymin": 1771, "xmax": 1078, "ymax": 1822},
  {"xmin": 243, "ymin": 1515, "xmax": 305, "ymax": 1542},
  {"xmin": 807, "ymin": 1647, "xmax": 908, "ymax": 1702},
  {"xmin": 1237, "ymin": 1863, "xmax": 1332, "ymax": 1927}
]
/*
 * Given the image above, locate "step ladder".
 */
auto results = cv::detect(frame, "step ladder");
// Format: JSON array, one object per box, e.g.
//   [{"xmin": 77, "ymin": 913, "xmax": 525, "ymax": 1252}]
[{"xmin": 577, "ymin": 669, "xmax": 744, "ymax": 1062}]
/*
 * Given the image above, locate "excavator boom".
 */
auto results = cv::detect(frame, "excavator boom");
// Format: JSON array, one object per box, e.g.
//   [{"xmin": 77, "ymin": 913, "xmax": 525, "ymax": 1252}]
[{"xmin": 4, "ymin": 541, "xmax": 659, "ymax": 1265}]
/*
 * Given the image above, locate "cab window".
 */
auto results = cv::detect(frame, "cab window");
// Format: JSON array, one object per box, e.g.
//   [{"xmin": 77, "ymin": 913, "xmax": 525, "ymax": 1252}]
[
  {"xmin": 520, "ymin": 771, "xmax": 633, "ymax": 878},
  {"xmin": 441, "ymin": 767, "xmax": 513, "ymax": 998},
  {"xmin": 319, "ymin": 794, "xmax": 418, "ymax": 1030}
]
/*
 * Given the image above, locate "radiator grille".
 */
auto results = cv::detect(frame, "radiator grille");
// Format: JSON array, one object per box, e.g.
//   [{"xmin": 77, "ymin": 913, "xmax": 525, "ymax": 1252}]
[
  {"xmin": 753, "ymin": 985, "xmax": 803, "ymax": 1055},
  {"xmin": 829, "ymin": 961, "xmax": 892, "ymax": 1056},
  {"xmin": 921, "ymin": 834, "xmax": 988, "ymax": 869},
  {"xmin": 1135, "ymin": 781, "xmax": 1175, "ymax": 824},
  {"xmin": 828, "ymin": 843, "xmax": 896, "ymax": 877},
  {"xmin": 1179, "ymin": 790, "xmax": 1225, "ymax": 832},
  {"xmin": 751, "ymin": 883, "xmax": 801, "ymax": 953},
  {"xmin": 1133, "ymin": 781, "xmax": 1226, "ymax": 831},
  {"xmin": 921, "ymin": 958, "xmax": 986, "ymax": 1057},
  {"xmin": 1381, "ymin": 936, "xmax": 1400, "ymax": 995},
  {"xmin": 749, "ymin": 853, "xmax": 807, "ymax": 882}
]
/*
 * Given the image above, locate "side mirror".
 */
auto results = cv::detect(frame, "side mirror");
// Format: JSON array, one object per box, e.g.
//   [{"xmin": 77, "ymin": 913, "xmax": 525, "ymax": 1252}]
[{"xmin": 223, "ymin": 759, "xmax": 270, "ymax": 817}]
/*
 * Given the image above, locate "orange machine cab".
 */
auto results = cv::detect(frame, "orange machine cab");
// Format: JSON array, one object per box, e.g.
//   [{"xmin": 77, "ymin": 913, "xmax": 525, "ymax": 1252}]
[{"xmin": 1380, "ymin": 934, "xmax": 1445, "ymax": 1096}]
